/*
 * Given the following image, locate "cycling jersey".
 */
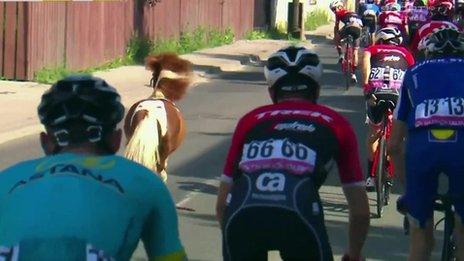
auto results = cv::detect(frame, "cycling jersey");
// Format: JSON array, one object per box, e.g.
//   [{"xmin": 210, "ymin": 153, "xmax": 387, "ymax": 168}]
[
  {"xmin": 359, "ymin": 3, "xmax": 381, "ymax": 16},
  {"xmin": 410, "ymin": 20, "xmax": 459, "ymax": 54},
  {"xmin": 407, "ymin": 6, "xmax": 429, "ymax": 22},
  {"xmin": 222, "ymin": 101, "xmax": 364, "ymax": 187},
  {"xmin": 364, "ymin": 44, "xmax": 415, "ymax": 93},
  {"xmin": 0, "ymin": 153, "xmax": 185, "ymax": 261},
  {"xmin": 379, "ymin": 11, "xmax": 408, "ymax": 30},
  {"xmin": 394, "ymin": 58, "xmax": 464, "ymax": 228},
  {"xmin": 336, "ymin": 10, "xmax": 364, "ymax": 27},
  {"xmin": 395, "ymin": 57, "xmax": 464, "ymax": 129},
  {"xmin": 221, "ymin": 100, "xmax": 362, "ymax": 261}
]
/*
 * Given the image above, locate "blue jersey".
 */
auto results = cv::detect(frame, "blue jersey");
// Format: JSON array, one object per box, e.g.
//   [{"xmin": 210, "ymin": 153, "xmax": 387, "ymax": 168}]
[
  {"xmin": 0, "ymin": 153, "xmax": 185, "ymax": 261},
  {"xmin": 394, "ymin": 58, "xmax": 464, "ymax": 129},
  {"xmin": 359, "ymin": 3, "xmax": 380, "ymax": 16}
]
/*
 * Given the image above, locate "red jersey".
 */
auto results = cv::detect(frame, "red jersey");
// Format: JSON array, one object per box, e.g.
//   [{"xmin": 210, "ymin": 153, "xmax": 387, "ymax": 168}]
[
  {"xmin": 221, "ymin": 101, "xmax": 364, "ymax": 187},
  {"xmin": 335, "ymin": 10, "xmax": 363, "ymax": 27},
  {"xmin": 410, "ymin": 20, "xmax": 459, "ymax": 54},
  {"xmin": 364, "ymin": 44, "xmax": 415, "ymax": 92}
]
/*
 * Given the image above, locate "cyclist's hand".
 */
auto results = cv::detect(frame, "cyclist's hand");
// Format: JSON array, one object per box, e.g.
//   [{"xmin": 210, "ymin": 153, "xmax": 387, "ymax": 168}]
[{"xmin": 365, "ymin": 91, "xmax": 377, "ymax": 106}]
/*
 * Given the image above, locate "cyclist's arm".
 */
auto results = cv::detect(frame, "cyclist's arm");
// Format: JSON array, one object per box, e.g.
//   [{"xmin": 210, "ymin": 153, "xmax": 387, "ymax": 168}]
[
  {"xmin": 343, "ymin": 185, "xmax": 370, "ymax": 260},
  {"xmin": 335, "ymin": 116, "xmax": 370, "ymax": 260},
  {"xmin": 216, "ymin": 181, "xmax": 232, "ymax": 228},
  {"xmin": 389, "ymin": 71, "xmax": 412, "ymax": 185},
  {"xmin": 142, "ymin": 181, "xmax": 187, "ymax": 261},
  {"xmin": 361, "ymin": 50, "xmax": 372, "ymax": 88}
]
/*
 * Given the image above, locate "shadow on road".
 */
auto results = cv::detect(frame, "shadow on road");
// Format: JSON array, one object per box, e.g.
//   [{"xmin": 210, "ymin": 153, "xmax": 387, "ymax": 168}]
[{"xmin": 177, "ymin": 181, "xmax": 218, "ymax": 195}]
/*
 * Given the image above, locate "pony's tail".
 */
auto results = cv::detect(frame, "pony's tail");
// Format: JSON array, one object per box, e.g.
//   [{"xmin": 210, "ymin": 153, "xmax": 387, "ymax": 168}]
[{"xmin": 124, "ymin": 115, "xmax": 160, "ymax": 174}]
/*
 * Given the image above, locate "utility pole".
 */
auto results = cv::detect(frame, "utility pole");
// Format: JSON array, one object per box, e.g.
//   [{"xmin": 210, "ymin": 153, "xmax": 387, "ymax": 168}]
[{"xmin": 292, "ymin": 0, "xmax": 299, "ymax": 38}]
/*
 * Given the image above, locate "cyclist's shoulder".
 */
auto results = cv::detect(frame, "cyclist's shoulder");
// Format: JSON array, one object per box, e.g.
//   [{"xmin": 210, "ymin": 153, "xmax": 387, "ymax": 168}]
[
  {"xmin": 0, "ymin": 157, "xmax": 42, "ymax": 180},
  {"xmin": 411, "ymin": 57, "xmax": 464, "ymax": 72}
]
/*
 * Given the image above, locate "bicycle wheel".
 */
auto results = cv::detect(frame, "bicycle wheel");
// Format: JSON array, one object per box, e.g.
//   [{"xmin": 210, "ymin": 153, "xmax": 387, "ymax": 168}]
[
  {"xmin": 376, "ymin": 135, "xmax": 387, "ymax": 218},
  {"xmin": 442, "ymin": 210, "xmax": 456, "ymax": 261}
]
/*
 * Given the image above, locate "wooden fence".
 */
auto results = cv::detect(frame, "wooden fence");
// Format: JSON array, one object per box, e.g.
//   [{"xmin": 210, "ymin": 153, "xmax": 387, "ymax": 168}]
[{"xmin": 0, "ymin": 0, "xmax": 254, "ymax": 81}]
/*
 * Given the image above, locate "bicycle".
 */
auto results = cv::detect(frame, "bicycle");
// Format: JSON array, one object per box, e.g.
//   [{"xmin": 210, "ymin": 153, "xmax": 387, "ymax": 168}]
[
  {"xmin": 369, "ymin": 93, "xmax": 396, "ymax": 218},
  {"xmin": 341, "ymin": 35, "xmax": 355, "ymax": 90},
  {"xmin": 402, "ymin": 194, "xmax": 456, "ymax": 260}
]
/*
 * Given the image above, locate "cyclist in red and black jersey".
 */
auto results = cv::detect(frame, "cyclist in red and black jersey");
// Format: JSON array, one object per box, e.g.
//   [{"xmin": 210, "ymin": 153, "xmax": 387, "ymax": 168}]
[
  {"xmin": 216, "ymin": 46, "xmax": 370, "ymax": 261},
  {"xmin": 361, "ymin": 27, "xmax": 415, "ymax": 190},
  {"xmin": 331, "ymin": 0, "xmax": 364, "ymax": 82}
]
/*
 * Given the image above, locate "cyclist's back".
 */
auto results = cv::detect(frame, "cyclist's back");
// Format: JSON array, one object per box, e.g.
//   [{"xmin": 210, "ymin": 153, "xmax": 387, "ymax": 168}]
[
  {"xmin": 0, "ymin": 153, "xmax": 182, "ymax": 260},
  {"xmin": 0, "ymin": 75, "xmax": 186, "ymax": 261}
]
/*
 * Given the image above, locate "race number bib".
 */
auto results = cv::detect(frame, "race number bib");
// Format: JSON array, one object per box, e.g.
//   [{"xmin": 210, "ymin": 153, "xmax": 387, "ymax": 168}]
[
  {"xmin": 239, "ymin": 139, "xmax": 317, "ymax": 175},
  {"xmin": 409, "ymin": 7, "xmax": 428, "ymax": 22},
  {"xmin": 415, "ymin": 97, "xmax": 464, "ymax": 127},
  {"xmin": 368, "ymin": 67, "xmax": 405, "ymax": 89}
]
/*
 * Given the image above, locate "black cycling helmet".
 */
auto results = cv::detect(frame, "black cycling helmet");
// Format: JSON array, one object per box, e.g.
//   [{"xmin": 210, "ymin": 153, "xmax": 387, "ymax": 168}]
[
  {"xmin": 38, "ymin": 75, "xmax": 125, "ymax": 146},
  {"xmin": 424, "ymin": 28, "xmax": 464, "ymax": 58},
  {"xmin": 264, "ymin": 46, "xmax": 323, "ymax": 103}
]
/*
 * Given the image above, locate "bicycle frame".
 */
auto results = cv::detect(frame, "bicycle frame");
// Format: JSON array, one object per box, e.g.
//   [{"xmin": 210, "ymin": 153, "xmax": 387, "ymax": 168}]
[
  {"xmin": 370, "ymin": 108, "xmax": 394, "ymax": 179},
  {"xmin": 341, "ymin": 35, "xmax": 355, "ymax": 90}
]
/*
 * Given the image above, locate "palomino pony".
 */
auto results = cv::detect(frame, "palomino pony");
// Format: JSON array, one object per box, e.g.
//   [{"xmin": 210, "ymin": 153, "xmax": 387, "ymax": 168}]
[{"xmin": 124, "ymin": 53, "xmax": 193, "ymax": 182}]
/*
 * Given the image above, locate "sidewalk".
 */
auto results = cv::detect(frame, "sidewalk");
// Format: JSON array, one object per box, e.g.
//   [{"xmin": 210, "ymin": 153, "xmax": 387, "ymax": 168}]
[{"xmin": 0, "ymin": 24, "xmax": 333, "ymax": 145}]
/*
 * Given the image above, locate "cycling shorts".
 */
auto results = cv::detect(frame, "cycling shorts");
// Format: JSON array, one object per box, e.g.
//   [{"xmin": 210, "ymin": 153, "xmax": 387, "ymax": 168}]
[
  {"xmin": 404, "ymin": 129, "xmax": 464, "ymax": 228},
  {"xmin": 340, "ymin": 25, "xmax": 362, "ymax": 48},
  {"xmin": 222, "ymin": 172, "xmax": 333, "ymax": 261},
  {"xmin": 366, "ymin": 92, "xmax": 398, "ymax": 125},
  {"xmin": 362, "ymin": 15, "xmax": 377, "ymax": 34}
]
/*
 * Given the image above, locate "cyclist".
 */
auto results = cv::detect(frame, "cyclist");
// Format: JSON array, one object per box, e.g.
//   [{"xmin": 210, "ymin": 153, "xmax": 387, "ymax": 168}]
[
  {"xmin": 216, "ymin": 46, "xmax": 370, "ymax": 261},
  {"xmin": 379, "ymin": 2, "xmax": 410, "ymax": 44},
  {"xmin": 410, "ymin": 0, "xmax": 458, "ymax": 58},
  {"xmin": 0, "ymin": 75, "xmax": 186, "ymax": 260},
  {"xmin": 455, "ymin": 0, "xmax": 464, "ymax": 27},
  {"xmin": 361, "ymin": 27, "xmax": 415, "ymax": 190},
  {"xmin": 331, "ymin": 0, "xmax": 364, "ymax": 82},
  {"xmin": 390, "ymin": 28, "xmax": 464, "ymax": 260},
  {"xmin": 359, "ymin": 0, "xmax": 381, "ymax": 45}
]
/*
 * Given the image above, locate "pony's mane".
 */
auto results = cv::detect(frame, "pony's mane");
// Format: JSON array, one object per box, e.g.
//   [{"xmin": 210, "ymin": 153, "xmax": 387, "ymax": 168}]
[{"xmin": 145, "ymin": 53, "xmax": 193, "ymax": 101}]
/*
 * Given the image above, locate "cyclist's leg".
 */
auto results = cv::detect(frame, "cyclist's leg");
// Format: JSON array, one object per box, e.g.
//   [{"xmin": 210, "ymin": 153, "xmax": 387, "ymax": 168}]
[
  {"xmin": 365, "ymin": 102, "xmax": 382, "ymax": 180},
  {"xmin": 443, "ymin": 131, "xmax": 464, "ymax": 260},
  {"xmin": 404, "ymin": 131, "xmax": 439, "ymax": 260},
  {"xmin": 223, "ymin": 208, "xmax": 268, "ymax": 261}
]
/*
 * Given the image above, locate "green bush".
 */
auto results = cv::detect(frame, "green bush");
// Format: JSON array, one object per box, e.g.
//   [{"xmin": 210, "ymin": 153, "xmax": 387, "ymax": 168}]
[
  {"xmin": 126, "ymin": 35, "xmax": 152, "ymax": 64},
  {"xmin": 305, "ymin": 9, "xmax": 330, "ymax": 31},
  {"xmin": 245, "ymin": 27, "xmax": 296, "ymax": 41}
]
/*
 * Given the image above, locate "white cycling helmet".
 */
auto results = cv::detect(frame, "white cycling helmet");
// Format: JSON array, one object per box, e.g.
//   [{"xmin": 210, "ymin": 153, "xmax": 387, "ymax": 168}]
[
  {"xmin": 375, "ymin": 27, "xmax": 403, "ymax": 45},
  {"xmin": 363, "ymin": 9, "xmax": 377, "ymax": 16},
  {"xmin": 423, "ymin": 28, "xmax": 464, "ymax": 57},
  {"xmin": 384, "ymin": 2, "xmax": 402, "ymax": 11},
  {"xmin": 264, "ymin": 46, "xmax": 323, "ymax": 103},
  {"xmin": 330, "ymin": 0, "xmax": 344, "ymax": 11}
]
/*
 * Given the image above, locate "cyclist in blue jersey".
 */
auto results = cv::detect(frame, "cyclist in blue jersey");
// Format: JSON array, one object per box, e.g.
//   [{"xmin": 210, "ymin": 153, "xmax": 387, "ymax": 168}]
[
  {"xmin": 389, "ymin": 28, "xmax": 464, "ymax": 260},
  {"xmin": 358, "ymin": 0, "xmax": 381, "ymax": 44},
  {"xmin": 0, "ymin": 75, "xmax": 186, "ymax": 261}
]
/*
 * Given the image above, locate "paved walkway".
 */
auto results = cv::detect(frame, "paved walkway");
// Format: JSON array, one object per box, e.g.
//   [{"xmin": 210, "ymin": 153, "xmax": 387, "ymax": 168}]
[{"xmin": 0, "ymin": 24, "xmax": 332, "ymax": 145}]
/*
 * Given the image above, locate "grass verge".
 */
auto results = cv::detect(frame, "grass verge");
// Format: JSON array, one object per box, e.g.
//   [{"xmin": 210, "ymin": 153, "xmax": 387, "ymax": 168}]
[
  {"xmin": 304, "ymin": 9, "xmax": 331, "ymax": 31},
  {"xmin": 33, "ymin": 27, "xmax": 235, "ymax": 84}
]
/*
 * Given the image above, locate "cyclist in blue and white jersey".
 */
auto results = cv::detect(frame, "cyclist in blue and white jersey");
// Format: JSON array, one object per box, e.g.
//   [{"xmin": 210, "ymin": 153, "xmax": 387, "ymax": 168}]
[
  {"xmin": 359, "ymin": 0, "xmax": 382, "ymax": 45},
  {"xmin": 389, "ymin": 28, "xmax": 464, "ymax": 260},
  {"xmin": 0, "ymin": 75, "xmax": 186, "ymax": 261}
]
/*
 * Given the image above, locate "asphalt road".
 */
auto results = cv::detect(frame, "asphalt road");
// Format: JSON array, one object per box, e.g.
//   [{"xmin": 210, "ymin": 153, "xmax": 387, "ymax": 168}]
[{"xmin": 0, "ymin": 35, "xmax": 447, "ymax": 260}]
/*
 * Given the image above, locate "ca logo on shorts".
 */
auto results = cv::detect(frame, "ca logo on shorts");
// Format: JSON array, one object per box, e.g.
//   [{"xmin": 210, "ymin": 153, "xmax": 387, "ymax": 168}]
[{"xmin": 256, "ymin": 173, "xmax": 286, "ymax": 192}]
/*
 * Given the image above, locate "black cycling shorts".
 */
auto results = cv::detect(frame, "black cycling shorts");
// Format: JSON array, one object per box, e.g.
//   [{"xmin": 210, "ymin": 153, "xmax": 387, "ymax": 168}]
[
  {"xmin": 340, "ymin": 25, "xmax": 362, "ymax": 48},
  {"xmin": 222, "ymin": 172, "xmax": 333, "ymax": 261},
  {"xmin": 366, "ymin": 92, "xmax": 398, "ymax": 125},
  {"xmin": 362, "ymin": 15, "xmax": 377, "ymax": 34}
]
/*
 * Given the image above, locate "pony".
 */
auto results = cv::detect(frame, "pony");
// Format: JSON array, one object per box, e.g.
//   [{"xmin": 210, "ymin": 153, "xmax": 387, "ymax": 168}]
[{"xmin": 124, "ymin": 53, "xmax": 193, "ymax": 182}]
